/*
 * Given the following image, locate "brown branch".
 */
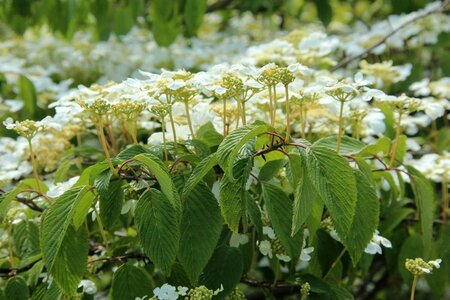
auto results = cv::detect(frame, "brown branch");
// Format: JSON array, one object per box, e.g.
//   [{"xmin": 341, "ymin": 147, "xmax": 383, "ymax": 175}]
[
  {"xmin": 87, "ymin": 252, "xmax": 148, "ymax": 265},
  {"xmin": 331, "ymin": 0, "xmax": 450, "ymax": 71}
]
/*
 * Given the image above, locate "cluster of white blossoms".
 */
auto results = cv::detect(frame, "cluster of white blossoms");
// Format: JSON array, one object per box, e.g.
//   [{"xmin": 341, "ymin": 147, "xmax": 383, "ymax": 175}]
[{"xmin": 137, "ymin": 283, "xmax": 223, "ymax": 300}]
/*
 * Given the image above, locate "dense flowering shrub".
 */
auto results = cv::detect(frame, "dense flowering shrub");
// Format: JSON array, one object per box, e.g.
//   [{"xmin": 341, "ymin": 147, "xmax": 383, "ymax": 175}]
[{"xmin": 0, "ymin": 1, "xmax": 449, "ymax": 299}]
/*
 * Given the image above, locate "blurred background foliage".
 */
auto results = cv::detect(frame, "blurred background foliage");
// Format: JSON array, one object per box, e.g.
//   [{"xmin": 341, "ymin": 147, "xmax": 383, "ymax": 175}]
[{"xmin": 0, "ymin": 0, "xmax": 435, "ymax": 46}]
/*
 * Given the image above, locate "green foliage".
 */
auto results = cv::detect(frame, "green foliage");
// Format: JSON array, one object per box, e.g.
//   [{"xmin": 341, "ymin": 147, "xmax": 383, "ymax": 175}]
[
  {"xmin": 111, "ymin": 264, "xmax": 153, "ymax": 300},
  {"xmin": 135, "ymin": 189, "xmax": 180, "ymax": 275}
]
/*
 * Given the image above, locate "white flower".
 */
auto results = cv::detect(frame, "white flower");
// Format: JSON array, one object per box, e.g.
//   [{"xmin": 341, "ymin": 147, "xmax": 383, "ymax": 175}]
[
  {"xmin": 258, "ymin": 240, "xmax": 273, "ymax": 258},
  {"xmin": 428, "ymin": 259, "xmax": 442, "ymax": 269},
  {"xmin": 263, "ymin": 226, "xmax": 276, "ymax": 240},
  {"xmin": 230, "ymin": 233, "xmax": 249, "ymax": 247},
  {"xmin": 153, "ymin": 284, "xmax": 179, "ymax": 300},
  {"xmin": 78, "ymin": 280, "xmax": 97, "ymax": 295},
  {"xmin": 276, "ymin": 253, "xmax": 292, "ymax": 262},
  {"xmin": 300, "ymin": 247, "xmax": 314, "ymax": 262},
  {"xmin": 364, "ymin": 230, "xmax": 392, "ymax": 255}
]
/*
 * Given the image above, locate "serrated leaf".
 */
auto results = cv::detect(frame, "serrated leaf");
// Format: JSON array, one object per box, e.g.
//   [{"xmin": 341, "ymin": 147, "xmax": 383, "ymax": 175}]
[
  {"xmin": 93, "ymin": 168, "xmax": 112, "ymax": 199},
  {"xmin": 116, "ymin": 144, "xmax": 151, "ymax": 161},
  {"xmin": 356, "ymin": 136, "xmax": 391, "ymax": 157},
  {"xmin": 111, "ymin": 264, "xmax": 153, "ymax": 300},
  {"xmin": 196, "ymin": 122, "xmax": 223, "ymax": 147},
  {"xmin": 406, "ymin": 165, "xmax": 435, "ymax": 258},
  {"xmin": 259, "ymin": 159, "xmax": 285, "ymax": 181},
  {"xmin": 199, "ymin": 246, "xmax": 243, "ymax": 299},
  {"xmin": 13, "ymin": 221, "xmax": 40, "ymax": 258},
  {"xmin": 41, "ymin": 186, "xmax": 93, "ymax": 272},
  {"xmin": 342, "ymin": 171, "xmax": 380, "ymax": 264},
  {"xmin": 314, "ymin": 135, "xmax": 365, "ymax": 154},
  {"xmin": 178, "ymin": 183, "xmax": 222, "ymax": 284},
  {"xmin": 99, "ymin": 179, "xmax": 123, "ymax": 231},
  {"xmin": 135, "ymin": 189, "xmax": 180, "ymax": 274},
  {"xmin": 306, "ymin": 146, "xmax": 357, "ymax": 242},
  {"xmin": 217, "ymin": 124, "xmax": 268, "ymax": 179},
  {"xmin": 5, "ymin": 276, "xmax": 29, "ymax": 300},
  {"xmin": 220, "ymin": 157, "xmax": 252, "ymax": 232},
  {"xmin": 50, "ymin": 225, "xmax": 89, "ymax": 296},
  {"xmin": 262, "ymin": 183, "xmax": 304, "ymax": 261},
  {"xmin": 134, "ymin": 153, "xmax": 181, "ymax": 213},
  {"xmin": 182, "ymin": 153, "xmax": 217, "ymax": 199},
  {"xmin": 292, "ymin": 168, "xmax": 321, "ymax": 237}
]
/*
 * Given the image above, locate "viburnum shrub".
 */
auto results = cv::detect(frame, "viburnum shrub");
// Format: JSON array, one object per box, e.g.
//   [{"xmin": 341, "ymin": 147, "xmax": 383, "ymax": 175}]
[{"xmin": 0, "ymin": 1, "xmax": 449, "ymax": 300}]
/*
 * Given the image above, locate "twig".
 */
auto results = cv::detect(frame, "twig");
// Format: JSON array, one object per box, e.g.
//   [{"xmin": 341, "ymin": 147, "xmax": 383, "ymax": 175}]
[
  {"xmin": 87, "ymin": 252, "xmax": 148, "ymax": 265},
  {"xmin": 332, "ymin": 0, "xmax": 450, "ymax": 71}
]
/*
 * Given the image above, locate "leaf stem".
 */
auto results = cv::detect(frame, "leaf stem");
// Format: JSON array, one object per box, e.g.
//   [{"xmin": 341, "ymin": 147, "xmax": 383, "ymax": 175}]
[
  {"xmin": 184, "ymin": 101, "xmax": 195, "ymax": 139},
  {"xmin": 96, "ymin": 120, "xmax": 116, "ymax": 175},
  {"xmin": 168, "ymin": 109, "xmax": 178, "ymax": 156},
  {"xmin": 223, "ymin": 97, "xmax": 227, "ymax": 136},
  {"xmin": 93, "ymin": 204, "xmax": 108, "ymax": 248},
  {"xmin": 161, "ymin": 118, "xmax": 168, "ymax": 162}
]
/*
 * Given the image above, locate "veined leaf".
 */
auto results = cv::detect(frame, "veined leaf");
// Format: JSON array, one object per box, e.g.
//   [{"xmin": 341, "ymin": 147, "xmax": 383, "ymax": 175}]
[
  {"xmin": 406, "ymin": 165, "xmax": 435, "ymax": 258},
  {"xmin": 217, "ymin": 124, "xmax": 269, "ymax": 179},
  {"xmin": 199, "ymin": 246, "xmax": 243, "ymax": 299},
  {"xmin": 134, "ymin": 153, "xmax": 181, "ymax": 213},
  {"xmin": 13, "ymin": 220, "xmax": 40, "ymax": 258},
  {"xmin": 343, "ymin": 171, "xmax": 380, "ymax": 264},
  {"xmin": 5, "ymin": 276, "xmax": 29, "ymax": 300},
  {"xmin": 306, "ymin": 145, "xmax": 357, "ymax": 242},
  {"xmin": 99, "ymin": 179, "xmax": 124, "ymax": 231},
  {"xmin": 178, "ymin": 183, "xmax": 222, "ymax": 284},
  {"xmin": 356, "ymin": 136, "xmax": 391, "ymax": 157},
  {"xmin": 182, "ymin": 153, "xmax": 217, "ymax": 199},
  {"xmin": 111, "ymin": 264, "xmax": 153, "ymax": 300},
  {"xmin": 220, "ymin": 157, "xmax": 252, "ymax": 232},
  {"xmin": 314, "ymin": 135, "xmax": 365, "ymax": 154},
  {"xmin": 259, "ymin": 159, "xmax": 285, "ymax": 182},
  {"xmin": 262, "ymin": 183, "xmax": 303, "ymax": 261},
  {"xmin": 292, "ymin": 167, "xmax": 322, "ymax": 237},
  {"xmin": 41, "ymin": 186, "xmax": 94, "ymax": 272},
  {"xmin": 135, "ymin": 189, "xmax": 180, "ymax": 274},
  {"xmin": 50, "ymin": 225, "xmax": 89, "ymax": 296}
]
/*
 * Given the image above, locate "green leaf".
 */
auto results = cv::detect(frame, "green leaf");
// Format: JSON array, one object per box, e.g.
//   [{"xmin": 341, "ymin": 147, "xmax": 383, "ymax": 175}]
[
  {"xmin": 99, "ymin": 179, "xmax": 123, "ymax": 231},
  {"xmin": 178, "ymin": 183, "xmax": 223, "ymax": 284},
  {"xmin": 184, "ymin": 0, "xmax": 207, "ymax": 36},
  {"xmin": 292, "ymin": 167, "xmax": 321, "ymax": 237},
  {"xmin": 111, "ymin": 264, "xmax": 153, "ymax": 300},
  {"xmin": 305, "ymin": 146, "xmax": 357, "ymax": 242},
  {"xmin": 199, "ymin": 246, "xmax": 243, "ymax": 299},
  {"xmin": 134, "ymin": 153, "xmax": 181, "ymax": 213},
  {"xmin": 40, "ymin": 186, "xmax": 93, "ymax": 273},
  {"xmin": 217, "ymin": 124, "xmax": 268, "ymax": 179},
  {"xmin": 93, "ymin": 168, "xmax": 112, "ymax": 199},
  {"xmin": 196, "ymin": 122, "xmax": 223, "ymax": 147},
  {"xmin": 220, "ymin": 157, "xmax": 252, "ymax": 232},
  {"xmin": 391, "ymin": 134, "xmax": 407, "ymax": 163},
  {"xmin": 116, "ymin": 144, "xmax": 151, "ymax": 161},
  {"xmin": 314, "ymin": 135, "xmax": 365, "ymax": 154},
  {"xmin": 50, "ymin": 225, "xmax": 89, "ymax": 296},
  {"xmin": 262, "ymin": 183, "xmax": 304, "ymax": 261},
  {"xmin": 135, "ymin": 189, "xmax": 180, "ymax": 274},
  {"xmin": 342, "ymin": 171, "xmax": 380, "ymax": 264},
  {"xmin": 13, "ymin": 221, "xmax": 40, "ymax": 258},
  {"xmin": 5, "ymin": 276, "xmax": 29, "ymax": 300},
  {"xmin": 356, "ymin": 136, "xmax": 391, "ymax": 157},
  {"xmin": 314, "ymin": 0, "xmax": 333, "ymax": 27},
  {"xmin": 18, "ymin": 74, "xmax": 38, "ymax": 119},
  {"xmin": 150, "ymin": 0, "xmax": 180, "ymax": 46},
  {"xmin": 0, "ymin": 178, "xmax": 48, "ymax": 219},
  {"xmin": 259, "ymin": 159, "xmax": 285, "ymax": 181},
  {"xmin": 181, "ymin": 153, "xmax": 217, "ymax": 199},
  {"xmin": 287, "ymin": 152, "xmax": 303, "ymax": 187},
  {"xmin": 406, "ymin": 165, "xmax": 435, "ymax": 258}
]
